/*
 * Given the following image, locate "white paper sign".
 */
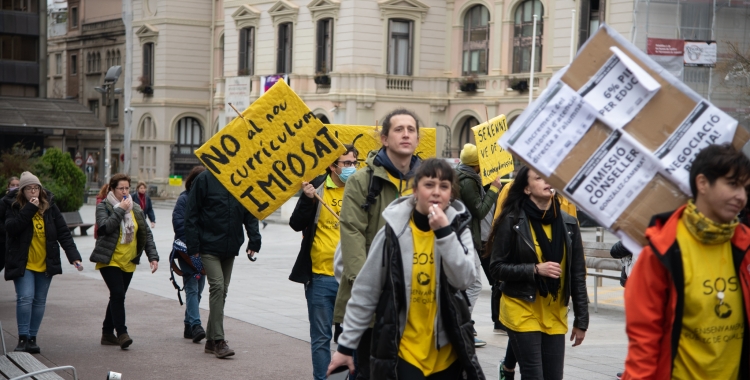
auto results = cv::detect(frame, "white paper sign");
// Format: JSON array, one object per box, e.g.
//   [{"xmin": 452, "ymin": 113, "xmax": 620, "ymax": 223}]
[
  {"xmin": 224, "ymin": 76, "xmax": 252, "ymax": 128},
  {"xmin": 684, "ymin": 41, "xmax": 717, "ymax": 67},
  {"xmin": 578, "ymin": 48, "xmax": 660, "ymax": 130},
  {"xmin": 654, "ymin": 101, "xmax": 737, "ymax": 194},
  {"xmin": 501, "ymin": 81, "xmax": 598, "ymax": 176},
  {"xmin": 565, "ymin": 130, "xmax": 658, "ymax": 227}
]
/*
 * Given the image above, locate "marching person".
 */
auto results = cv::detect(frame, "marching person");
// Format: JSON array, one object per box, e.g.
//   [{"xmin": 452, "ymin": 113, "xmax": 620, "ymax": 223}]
[
  {"xmin": 488, "ymin": 166, "xmax": 588, "ymax": 380},
  {"xmin": 184, "ymin": 170, "xmax": 262, "ymax": 359},
  {"xmin": 172, "ymin": 165, "xmax": 207, "ymax": 343},
  {"xmin": 1, "ymin": 176, "xmax": 20, "ymax": 272},
  {"xmin": 132, "ymin": 181, "xmax": 156, "ymax": 228},
  {"xmin": 623, "ymin": 144, "xmax": 750, "ymax": 379},
  {"xmin": 336, "ymin": 108, "xmax": 422, "ymax": 379},
  {"xmin": 90, "ymin": 173, "xmax": 159, "ymax": 350},
  {"xmin": 328, "ymin": 158, "xmax": 484, "ymax": 380},
  {"xmin": 289, "ymin": 145, "xmax": 358, "ymax": 380},
  {"xmin": 456, "ymin": 143, "xmax": 503, "ymax": 348},
  {"xmin": 3, "ymin": 172, "xmax": 82, "ymax": 353}
]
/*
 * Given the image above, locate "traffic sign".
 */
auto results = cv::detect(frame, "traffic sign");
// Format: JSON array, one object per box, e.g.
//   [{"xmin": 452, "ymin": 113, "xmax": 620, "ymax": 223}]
[
  {"xmin": 75, "ymin": 157, "xmax": 83, "ymax": 166},
  {"xmin": 86, "ymin": 154, "xmax": 95, "ymax": 166}
]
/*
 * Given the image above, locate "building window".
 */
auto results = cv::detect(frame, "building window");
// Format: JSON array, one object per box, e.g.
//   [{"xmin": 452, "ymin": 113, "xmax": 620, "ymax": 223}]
[
  {"xmin": 175, "ymin": 117, "xmax": 203, "ymax": 155},
  {"xmin": 106, "ymin": 50, "xmax": 111, "ymax": 68},
  {"xmin": 316, "ymin": 18, "xmax": 333, "ymax": 74},
  {"xmin": 70, "ymin": 54, "xmax": 77, "ymax": 75},
  {"xmin": 218, "ymin": 35, "xmax": 224, "ymax": 77},
  {"xmin": 238, "ymin": 28, "xmax": 254, "ymax": 76},
  {"xmin": 108, "ymin": 99, "xmax": 119, "ymax": 124},
  {"xmin": 578, "ymin": 0, "xmax": 604, "ymax": 48},
  {"xmin": 1, "ymin": 0, "xmax": 39, "ymax": 12},
  {"xmin": 89, "ymin": 99, "xmax": 99, "ymax": 117},
  {"xmin": 0, "ymin": 35, "xmax": 38, "ymax": 61},
  {"xmin": 277, "ymin": 22, "xmax": 293, "ymax": 74},
  {"xmin": 116, "ymin": 49, "xmax": 121, "ymax": 66},
  {"xmin": 463, "ymin": 5, "xmax": 490, "ymax": 76},
  {"xmin": 142, "ymin": 43, "xmax": 154, "ymax": 85},
  {"xmin": 70, "ymin": 6, "xmax": 78, "ymax": 28},
  {"xmin": 513, "ymin": 0, "xmax": 543, "ymax": 73},
  {"xmin": 86, "ymin": 53, "xmax": 92, "ymax": 73},
  {"xmin": 55, "ymin": 53, "xmax": 62, "ymax": 75},
  {"xmin": 459, "ymin": 116, "xmax": 479, "ymax": 146},
  {"xmin": 388, "ymin": 19, "xmax": 413, "ymax": 76}
]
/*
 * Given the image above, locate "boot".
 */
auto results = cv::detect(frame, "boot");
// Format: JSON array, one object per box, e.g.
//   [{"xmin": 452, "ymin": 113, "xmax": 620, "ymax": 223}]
[
  {"xmin": 26, "ymin": 336, "xmax": 40, "ymax": 354},
  {"xmin": 184, "ymin": 324, "xmax": 191, "ymax": 339},
  {"xmin": 191, "ymin": 325, "xmax": 206, "ymax": 343},
  {"xmin": 204, "ymin": 339, "xmax": 215, "ymax": 354},
  {"xmin": 14, "ymin": 335, "xmax": 28, "ymax": 352},
  {"xmin": 213, "ymin": 340, "xmax": 235, "ymax": 358},
  {"xmin": 118, "ymin": 333, "xmax": 133, "ymax": 349},
  {"xmin": 101, "ymin": 333, "xmax": 119, "ymax": 346}
]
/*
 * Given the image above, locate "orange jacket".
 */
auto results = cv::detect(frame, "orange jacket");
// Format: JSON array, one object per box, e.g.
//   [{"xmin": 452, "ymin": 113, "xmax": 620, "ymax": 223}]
[{"xmin": 623, "ymin": 205, "xmax": 750, "ymax": 379}]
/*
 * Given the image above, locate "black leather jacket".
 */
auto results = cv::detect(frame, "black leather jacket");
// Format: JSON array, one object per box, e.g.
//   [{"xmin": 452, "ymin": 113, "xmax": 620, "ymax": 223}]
[{"xmin": 489, "ymin": 209, "xmax": 589, "ymax": 331}]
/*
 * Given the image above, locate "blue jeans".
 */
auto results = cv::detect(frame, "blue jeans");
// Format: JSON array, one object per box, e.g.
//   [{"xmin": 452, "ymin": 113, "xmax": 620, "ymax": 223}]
[
  {"xmin": 13, "ymin": 270, "xmax": 53, "ymax": 337},
  {"xmin": 305, "ymin": 274, "xmax": 338, "ymax": 380},
  {"xmin": 179, "ymin": 260, "xmax": 206, "ymax": 326}
]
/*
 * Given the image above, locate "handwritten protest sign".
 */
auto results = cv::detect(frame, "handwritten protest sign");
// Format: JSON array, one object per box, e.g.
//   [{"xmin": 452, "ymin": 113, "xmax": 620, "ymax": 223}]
[
  {"xmin": 327, "ymin": 125, "xmax": 437, "ymax": 162},
  {"xmin": 471, "ymin": 115, "xmax": 514, "ymax": 186},
  {"xmin": 194, "ymin": 80, "xmax": 346, "ymax": 220}
]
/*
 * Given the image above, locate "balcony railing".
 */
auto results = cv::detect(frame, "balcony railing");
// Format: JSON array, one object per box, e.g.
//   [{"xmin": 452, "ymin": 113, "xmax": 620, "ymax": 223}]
[{"xmin": 386, "ymin": 77, "xmax": 413, "ymax": 91}]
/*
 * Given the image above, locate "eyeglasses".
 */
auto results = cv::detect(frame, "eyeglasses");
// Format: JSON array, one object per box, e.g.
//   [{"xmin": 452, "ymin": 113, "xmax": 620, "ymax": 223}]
[
  {"xmin": 336, "ymin": 161, "xmax": 360, "ymax": 168},
  {"xmin": 24, "ymin": 186, "xmax": 40, "ymax": 192},
  {"xmin": 115, "ymin": 187, "xmax": 130, "ymax": 192}
]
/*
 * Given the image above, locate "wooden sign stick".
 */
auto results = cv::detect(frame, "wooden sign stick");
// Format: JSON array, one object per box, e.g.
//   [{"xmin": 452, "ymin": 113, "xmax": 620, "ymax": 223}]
[
  {"xmin": 228, "ymin": 102, "xmax": 244, "ymax": 118},
  {"xmin": 314, "ymin": 192, "xmax": 340, "ymax": 221},
  {"xmin": 485, "ymin": 106, "xmax": 490, "ymax": 123}
]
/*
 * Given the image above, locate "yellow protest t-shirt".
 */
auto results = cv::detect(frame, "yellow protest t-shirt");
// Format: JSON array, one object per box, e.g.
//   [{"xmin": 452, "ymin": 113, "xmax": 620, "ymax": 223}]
[
  {"xmin": 96, "ymin": 211, "xmax": 139, "ymax": 273},
  {"xmin": 310, "ymin": 176, "xmax": 344, "ymax": 276},
  {"xmin": 398, "ymin": 220, "xmax": 457, "ymax": 376},
  {"xmin": 671, "ymin": 219, "xmax": 744, "ymax": 380},
  {"xmin": 386, "ymin": 172, "xmax": 414, "ymax": 197},
  {"xmin": 26, "ymin": 213, "xmax": 46, "ymax": 273},
  {"xmin": 500, "ymin": 223, "xmax": 568, "ymax": 334}
]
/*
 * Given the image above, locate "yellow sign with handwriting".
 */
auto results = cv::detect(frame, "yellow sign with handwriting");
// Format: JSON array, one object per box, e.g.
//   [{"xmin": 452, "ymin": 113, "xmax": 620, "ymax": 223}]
[
  {"xmin": 471, "ymin": 115, "xmax": 514, "ymax": 186},
  {"xmin": 194, "ymin": 80, "xmax": 346, "ymax": 220},
  {"xmin": 327, "ymin": 125, "xmax": 437, "ymax": 162}
]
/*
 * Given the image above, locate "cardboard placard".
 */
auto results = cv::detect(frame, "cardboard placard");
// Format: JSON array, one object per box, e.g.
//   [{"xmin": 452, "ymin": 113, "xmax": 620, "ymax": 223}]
[
  {"xmin": 194, "ymin": 80, "xmax": 346, "ymax": 220},
  {"xmin": 470, "ymin": 115, "xmax": 514, "ymax": 185}
]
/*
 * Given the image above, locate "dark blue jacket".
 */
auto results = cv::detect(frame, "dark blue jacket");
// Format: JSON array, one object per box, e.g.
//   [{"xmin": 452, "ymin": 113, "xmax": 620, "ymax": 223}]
[
  {"xmin": 132, "ymin": 192, "xmax": 155, "ymax": 223},
  {"xmin": 172, "ymin": 191, "xmax": 188, "ymax": 242}
]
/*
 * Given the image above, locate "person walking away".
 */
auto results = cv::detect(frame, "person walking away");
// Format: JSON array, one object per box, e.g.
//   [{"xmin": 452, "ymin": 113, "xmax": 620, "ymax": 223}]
[
  {"xmin": 172, "ymin": 165, "xmax": 207, "ymax": 342},
  {"xmin": 336, "ymin": 108, "xmax": 422, "ymax": 379},
  {"xmin": 456, "ymin": 143, "xmax": 503, "ymax": 348},
  {"xmin": 4, "ymin": 172, "xmax": 82, "ymax": 353},
  {"xmin": 184, "ymin": 170, "xmax": 262, "ymax": 359},
  {"xmin": 328, "ymin": 159, "xmax": 484, "ymax": 380},
  {"xmin": 90, "ymin": 173, "xmax": 159, "ymax": 349},
  {"xmin": 132, "ymin": 182, "xmax": 155, "ymax": 228},
  {"xmin": 1, "ymin": 176, "xmax": 20, "ymax": 272},
  {"xmin": 488, "ymin": 166, "xmax": 589, "ymax": 380},
  {"xmin": 289, "ymin": 145, "xmax": 359, "ymax": 380},
  {"xmin": 622, "ymin": 144, "xmax": 750, "ymax": 379}
]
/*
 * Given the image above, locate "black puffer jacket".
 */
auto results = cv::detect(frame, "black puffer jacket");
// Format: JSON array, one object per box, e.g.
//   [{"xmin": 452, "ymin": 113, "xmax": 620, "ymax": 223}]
[
  {"xmin": 89, "ymin": 201, "xmax": 159, "ymax": 265},
  {"xmin": 3, "ymin": 189, "xmax": 82, "ymax": 281},
  {"xmin": 489, "ymin": 209, "xmax": 589, "ymax": 331},
  {"xmin": 288, "ymin": 174, "xmax": 327, "ymax": 284}
]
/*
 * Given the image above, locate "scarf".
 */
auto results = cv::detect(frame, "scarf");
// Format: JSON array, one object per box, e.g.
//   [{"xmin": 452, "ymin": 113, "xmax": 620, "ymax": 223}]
[
  {"xmin": 106, "ymin": 191, "xmax": 135, "ymax": 244},
  {"xmin": 138, "ymin": 193, "xmax": 147, "ymax": 211},
  {"xmin": 682, "ymin": 200, "xmax": 738, "ymax": 245},
  {"xmin": 523, "ymin": 196, "xmax": 565, "ymax": 301}
]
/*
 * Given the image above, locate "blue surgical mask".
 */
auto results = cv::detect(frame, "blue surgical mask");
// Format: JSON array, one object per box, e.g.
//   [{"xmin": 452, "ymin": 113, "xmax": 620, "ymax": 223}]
[{"xmin": 338, "ymin": 167, "xmax": 356, "ymax": 183}]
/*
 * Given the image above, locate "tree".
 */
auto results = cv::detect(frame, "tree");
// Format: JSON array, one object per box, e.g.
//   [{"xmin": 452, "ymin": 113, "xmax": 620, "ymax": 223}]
[
  {"xmin": 0, "ymin": 143, "xmax": 39, "ymax": 189},
  {"xmin": 34, "ymin": 148, "xmax": 87, "ymax": 212},
  {"xmin": 717, "ymin": 41, "xmax": 750, "ymax": 123}
]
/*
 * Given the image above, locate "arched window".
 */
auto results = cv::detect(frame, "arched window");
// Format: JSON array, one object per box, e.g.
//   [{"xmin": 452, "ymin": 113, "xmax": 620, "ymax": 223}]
[
  {"xmin": 106, "ymin": 51, "xmax": 111, "ymax": 68},
  {"xmin": 96, "ymin": 52, "xmax": 101, "ymax": 71},
  {"xmin": 116, "ymin": 49, "xmax": 121, "ymax": 66},
  {"xmin": 175, "ymin": 117, "xmax": 203, "ymax": 154},
  {"xmin": 463, "ymin": 5, "xmax": 490, "ymax": 76},
  {"xmin": 139, "ymin": 116, "xmax": 156, "ymax": 139},
  {"xmin": 86, "ymin": 53, "xmax": 92, "ymax": 73},
  {"xmin": 513, "ymin": 0, "xmax": 543, "ymax": 73},
  {"xmin": 316, "ymin": 114, "xmax": 330, "ymax": 124},
  {"xmin": 458, "ymin": 116, "xmax": 479, "ymax": 146}
]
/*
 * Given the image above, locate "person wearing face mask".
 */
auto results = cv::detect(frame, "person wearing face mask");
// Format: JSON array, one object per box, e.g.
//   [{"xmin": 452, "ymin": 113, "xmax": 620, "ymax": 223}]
[
  {"xmin": 288, "ymin": 144, "xmax": 358, "ymax": 380},
  {"xmin": 1, "ymin": 176, "xmax": 20, "ymax": 272}
]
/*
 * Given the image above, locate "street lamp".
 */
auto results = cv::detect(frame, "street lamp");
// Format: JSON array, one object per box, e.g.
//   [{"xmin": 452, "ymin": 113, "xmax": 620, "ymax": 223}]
[{"xmin": 94, "ymin": 65, "xmax": 122, "ymax": 182}]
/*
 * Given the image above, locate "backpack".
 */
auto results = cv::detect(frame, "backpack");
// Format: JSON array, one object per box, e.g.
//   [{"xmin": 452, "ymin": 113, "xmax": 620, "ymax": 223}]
[
  {"xmin": 169, "ymin": 239, "xmax": 206, "ymax": 305},
  {"xmin": 360, "ymin": 166, "xmax": 385, "ymax": 212}
]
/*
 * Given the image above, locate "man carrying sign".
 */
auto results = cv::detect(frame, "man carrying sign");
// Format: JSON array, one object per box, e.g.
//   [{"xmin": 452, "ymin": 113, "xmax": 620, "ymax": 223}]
[
  {"xmin": 456, "ymin": 143, "xmax": 504, "ymax": 348},
  {"xmin": 288, "ymin": 145, "xmax": 359, "ymax": 380},
  {"xmin": 335, "ymin": 109, "xmax": 422, "ymax": 379},
  {"xmin": 184, "ymin": 171, "xmax": 262, "ymax": 359}
]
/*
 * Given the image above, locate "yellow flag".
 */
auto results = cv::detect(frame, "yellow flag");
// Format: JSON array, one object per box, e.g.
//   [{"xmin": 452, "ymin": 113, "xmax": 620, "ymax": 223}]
[
  {"xmin": 471, "ymin": 115, "xmax": 514, "ymax": 186},
  {"xmin": 194, "ymin": 80, "xmax": 346, "ymax": 220}
]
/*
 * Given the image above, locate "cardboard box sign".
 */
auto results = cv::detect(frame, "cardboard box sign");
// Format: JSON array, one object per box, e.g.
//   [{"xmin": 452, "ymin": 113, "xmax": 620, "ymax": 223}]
[{"xmin": 500, "ymin": 24, "xmax": 749, "ymax": 251}]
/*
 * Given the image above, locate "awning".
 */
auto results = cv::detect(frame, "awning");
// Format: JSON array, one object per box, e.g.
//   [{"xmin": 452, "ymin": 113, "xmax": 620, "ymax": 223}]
[{"xmin": 0, "ymin": 97, "xmax": 106, "ymax": 131}]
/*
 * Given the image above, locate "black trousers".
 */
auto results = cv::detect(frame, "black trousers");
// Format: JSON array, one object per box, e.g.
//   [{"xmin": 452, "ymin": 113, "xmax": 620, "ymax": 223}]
[
  {"xmin": 397, "ymin": 359, "xmax": 462, "ymax": 380},
  {"xmin": 507, "ymin": 329, "xmax": 565, "ymax": 380},
  {"xmin": 479, "ymin": 250, "xmax": 501, "ymax": 324},
  {"xmin": 356, "ymin": 328, "xmax": 372, "ymax": 380},
  {"xmin": 100, "ymin": 266, "xmax": 134, "ymax": 336}
]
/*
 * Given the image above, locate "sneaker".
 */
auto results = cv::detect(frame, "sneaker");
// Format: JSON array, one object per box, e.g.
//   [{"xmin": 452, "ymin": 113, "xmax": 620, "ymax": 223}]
[
  {"xmin": 26, "ymin": 337, "xmax": 40, "ymax": 354},
  {"xmin": 191, "ymin": 325, "xmax": 206, "ymax": 343},
  {"xmin": 117, "ymin": 333, "xmax": 133, "ymax": 349},
  {"xmin": 14, "ymin": 336, "xmax": 28, "ymax": 352},
  {"xmin": 204, "ymin": 339, "xmax": 215, "ymax": 354},
  {"xmin": 214, "ymin": 340, "xmax": 235, "ymax": 358},
  {"xmin": 499, "ymin": 360, "xmax": 515, "ymax": 380},
  {"xmin": 184, "ymin": 324, "xmax": 192, "ymax": 339},
  {"xmin": 616, "ymin": 373, "xmax": 623, "ymax": 380},
  {"xmin": 474, "ymin": 337, "xmax": 487, "ymax": 348},
  {"xmin": 101, "ymin": 333, "xmax": 119, "ymax": 346}
]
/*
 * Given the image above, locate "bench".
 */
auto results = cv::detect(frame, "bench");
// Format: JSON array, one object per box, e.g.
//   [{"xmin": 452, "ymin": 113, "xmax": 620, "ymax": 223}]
[
  {"xmin": 61, "ymin": 212, "xmax": 93, "ymax": 236},
  {"xmin": 0, "ymin": 322, "xmax": 77, "ymax": 380},
  {"xmin": 583, "ymin": 238, "xmax": 622, "ymax": 313}
]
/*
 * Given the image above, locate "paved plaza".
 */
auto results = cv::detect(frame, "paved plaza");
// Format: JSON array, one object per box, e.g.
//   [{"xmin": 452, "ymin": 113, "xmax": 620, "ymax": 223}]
[{"xmin": 0, "ymin": 202, "xmax": 628, "ymax": 379}]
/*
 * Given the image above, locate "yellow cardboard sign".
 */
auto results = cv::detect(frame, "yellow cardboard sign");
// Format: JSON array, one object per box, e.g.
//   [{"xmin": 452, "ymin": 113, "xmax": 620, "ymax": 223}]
[
  {"xmin": 194, "ymin": 80, "xmax": 346, "ymax": 220},
  {"xmin": 327, "ymin": 125, "xmax": 437, "ymax": 162},
  {"xmin": 471, "ymin": 115, "xmax": 514, "ymax": 186}
]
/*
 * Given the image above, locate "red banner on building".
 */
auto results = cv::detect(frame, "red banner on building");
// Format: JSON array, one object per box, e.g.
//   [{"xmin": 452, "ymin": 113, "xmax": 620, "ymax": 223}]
[{"xmin": 647, "ymin": 38, "xmax": 684, "ymax": 56}]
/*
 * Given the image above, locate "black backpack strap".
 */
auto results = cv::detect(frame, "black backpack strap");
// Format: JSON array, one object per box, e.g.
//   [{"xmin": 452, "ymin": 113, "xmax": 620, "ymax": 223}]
[
  {"xmin": 360, "ymin": 167, "xmax": 384, "ymax": 212},
  {"xmin": 168, "ymin": 247, "xmax": 185, "ymax": 306}
]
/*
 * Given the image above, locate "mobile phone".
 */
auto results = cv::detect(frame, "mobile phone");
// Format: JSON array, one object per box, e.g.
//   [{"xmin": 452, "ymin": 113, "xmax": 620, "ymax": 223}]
[{"xmin": 74, "ymin": 262, "xmax": 83, "ymax": 271}]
